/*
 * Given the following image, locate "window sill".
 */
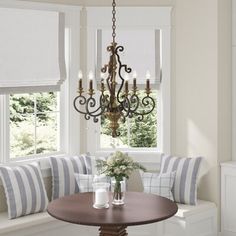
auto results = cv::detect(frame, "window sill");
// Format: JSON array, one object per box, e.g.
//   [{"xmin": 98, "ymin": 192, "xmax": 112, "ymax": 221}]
[
  {"xmin": 95, "ymin": 149, "xmax": 162, "ymax": 161},
  {"xmin": 0, "ymin": 153, "xmax": 66, "ymax": 179}
]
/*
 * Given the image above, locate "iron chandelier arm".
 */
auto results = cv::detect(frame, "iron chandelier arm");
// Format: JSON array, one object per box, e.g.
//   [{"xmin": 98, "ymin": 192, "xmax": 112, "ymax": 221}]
[
  {"xmin": 73, "ymin": 94, "xmax": 108, "ymax": 123},
  {"xmin": 120, "ymin": 93, "xmax": 142, "ymax": 117},
  {"xmin": 115, "ymin": 45, "xmax": 132, "ymax": 105},
  {"xmin": 132, "ymin": 96, "xmax": 156, "ymax": 121}
]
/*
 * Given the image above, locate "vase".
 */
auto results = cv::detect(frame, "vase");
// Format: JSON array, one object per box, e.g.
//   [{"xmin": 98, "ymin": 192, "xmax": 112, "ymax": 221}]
[{"xmin": 111, "ymin": 179, "xmax": 125, "ymax": 205}]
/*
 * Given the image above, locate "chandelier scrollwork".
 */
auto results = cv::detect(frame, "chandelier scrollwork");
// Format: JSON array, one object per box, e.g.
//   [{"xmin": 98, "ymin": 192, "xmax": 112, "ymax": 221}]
[{"xmin": 73, "ymin": 0, "xmax": 156, "ymax": 137}]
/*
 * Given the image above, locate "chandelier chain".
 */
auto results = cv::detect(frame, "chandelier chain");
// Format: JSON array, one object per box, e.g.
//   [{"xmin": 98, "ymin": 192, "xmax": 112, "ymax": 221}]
[{"xmin": 112, "ymin": 0, "xmax": 116, "ymax": 43}]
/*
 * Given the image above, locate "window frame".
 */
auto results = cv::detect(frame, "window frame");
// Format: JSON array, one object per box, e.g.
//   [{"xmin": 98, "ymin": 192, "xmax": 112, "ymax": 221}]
[
  {"xmin": 0, "ymin": 1, "xmax": 82, "ymax": 164},
  {"xmin": 8, "ymin": 92, "xmax": 62, "ymax": 160},
  {"xmin": 85, "ymin": 7, "xmax": 171, "ymax": 159}
]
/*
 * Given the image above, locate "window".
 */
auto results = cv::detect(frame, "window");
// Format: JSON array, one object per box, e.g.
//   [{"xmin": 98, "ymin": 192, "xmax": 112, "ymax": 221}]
[
  {"xmin": 0, "ymin": 3, "xmax": 83, "ymax": 163},
  {"xmin": 100, "ymin": 90, "xmax": 158, "ymax": 149},
  {"xmin": 9, "ymin": 92, "xmax": 60, "ymax": 158},
  {"xmin": 97, "ymin": 29, "xmax": 160, "ymax": 149}
]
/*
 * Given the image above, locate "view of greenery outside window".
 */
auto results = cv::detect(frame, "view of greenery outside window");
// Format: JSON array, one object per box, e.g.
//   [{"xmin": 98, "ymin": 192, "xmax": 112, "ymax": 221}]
[
  {"xmin": 9, "ymin": 92, "xmax": 60, "ymax": 158},
  {"xmin": 100, "ymin": 90, "xmax": 157, "ymax": 149}
]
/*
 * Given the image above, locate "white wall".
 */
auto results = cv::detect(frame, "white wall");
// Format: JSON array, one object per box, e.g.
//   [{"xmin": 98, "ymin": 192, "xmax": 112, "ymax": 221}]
[{"xmin": 173, "ymin": 0, "xmax": 232, "ymax": 207}]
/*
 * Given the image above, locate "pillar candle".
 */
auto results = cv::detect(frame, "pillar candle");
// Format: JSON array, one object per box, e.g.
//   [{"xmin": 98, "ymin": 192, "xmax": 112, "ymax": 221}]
[{"xmin": 95, "ymin": 189, "xmax": 107, "ymax": 206}]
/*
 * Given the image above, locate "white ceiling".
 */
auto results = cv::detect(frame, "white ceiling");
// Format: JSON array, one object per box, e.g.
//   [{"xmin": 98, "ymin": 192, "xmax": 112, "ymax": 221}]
[{"xmin": 18, "ymin": 0, "xmax": 174, "ymax": 6}]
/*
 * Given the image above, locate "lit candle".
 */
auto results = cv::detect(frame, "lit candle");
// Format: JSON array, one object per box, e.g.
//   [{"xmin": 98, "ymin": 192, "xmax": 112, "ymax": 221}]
[
  {"xmin": 95, "ymin": 188, "xmax": 107, "ymax": 206},
  {"xmin": 78, "ymin": 70, "xmax": 83, "ymax": 90},
  {"xmin": 146, "ymin": 70, "xmax": 151, "ymax": 90},
  {"xmin": 88, "ymin": 71, "xmax": 94, "ymax": 91}
]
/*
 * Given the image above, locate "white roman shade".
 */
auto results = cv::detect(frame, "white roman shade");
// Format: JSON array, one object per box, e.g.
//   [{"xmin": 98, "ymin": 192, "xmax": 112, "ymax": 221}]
[
  {"xmin": 0, "ymin": 7, "xmax": 66, "ymax": 94},
  {"xmin": 96, "ymin": 29, "xmax": 162, "ymax": 88}
]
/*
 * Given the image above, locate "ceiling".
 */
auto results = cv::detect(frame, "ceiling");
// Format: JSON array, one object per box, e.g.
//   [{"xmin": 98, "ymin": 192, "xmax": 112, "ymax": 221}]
[{"xmin": 19, "ymin": 0, "xmax": 174, "ymax": 7}]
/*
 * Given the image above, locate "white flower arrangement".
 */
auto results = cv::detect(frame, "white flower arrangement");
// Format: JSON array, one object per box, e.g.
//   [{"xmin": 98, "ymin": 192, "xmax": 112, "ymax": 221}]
[{"xmin": 96, "ymin": 151, "xmax": 146, "ymax": 182}]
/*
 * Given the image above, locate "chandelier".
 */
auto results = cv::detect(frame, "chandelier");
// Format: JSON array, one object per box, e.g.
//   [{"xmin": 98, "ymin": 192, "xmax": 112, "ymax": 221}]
[{"xmin": 73, "ymin": 0, "xmax": 155, "ymax": 138}]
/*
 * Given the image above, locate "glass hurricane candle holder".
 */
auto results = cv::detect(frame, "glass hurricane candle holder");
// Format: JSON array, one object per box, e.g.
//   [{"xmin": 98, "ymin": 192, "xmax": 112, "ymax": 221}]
[{"xmin": 93, "ymin": 182, "xmax": 110, "ymax": 209}]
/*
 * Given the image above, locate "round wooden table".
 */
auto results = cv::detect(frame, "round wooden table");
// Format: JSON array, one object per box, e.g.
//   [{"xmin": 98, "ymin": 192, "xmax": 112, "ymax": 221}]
[{"xmin": 47, "ymin": 192, "xmax": 178, "ymax": 236}]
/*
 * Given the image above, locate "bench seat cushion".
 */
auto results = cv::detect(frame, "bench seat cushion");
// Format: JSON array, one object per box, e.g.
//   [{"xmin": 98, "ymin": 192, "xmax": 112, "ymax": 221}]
[
  {"xmin": 175, "ymin": 200, "xmax": 216, "ymax": 218},
  {"xmin": 0, "ymin": 211, "xmax": 53, "ymax": 235}
]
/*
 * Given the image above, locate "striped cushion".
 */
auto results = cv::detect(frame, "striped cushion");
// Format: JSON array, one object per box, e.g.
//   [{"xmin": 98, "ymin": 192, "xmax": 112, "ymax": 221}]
[
  {"xmin": 0, "ymin": 162, "xmax": 48, "ymax": 219},
  {"xmin": 141, "ymin": 171, "xmax": 175, "ymax": 200},
  {"xmin": 160, "ymin": 154, "xmax": 202, "ymax": 205},
  {"xmin": 50, "ymin": 155, "xmax": 92, "ymax": 200}
]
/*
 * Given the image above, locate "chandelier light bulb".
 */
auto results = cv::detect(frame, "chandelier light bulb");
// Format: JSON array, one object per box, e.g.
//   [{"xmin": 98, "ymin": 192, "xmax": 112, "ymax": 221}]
[
  {"xmin": 78, "ymin": 70, "xmax": 83, "ymax": 79},
  {"xmin": 100, "ymin": 72, "xmax": 105, "ymax": 79},
  {"xmin": 124, "ymin": 73, "xmax": 130, "ymax": 81},
  {"xmin": 88, "ymin": 71, "xmax": 94, "ymax": 80},
  {"xmin": 133, "ymin": 71, "xmax": 137, "ymax": 79},
  {"xmin": 146, "ymin": 70, "xmax": 151, "ymax": 79}
]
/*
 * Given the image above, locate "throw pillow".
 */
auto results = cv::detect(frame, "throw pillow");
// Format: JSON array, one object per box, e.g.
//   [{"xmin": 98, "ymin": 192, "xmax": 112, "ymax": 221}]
[
  {"xmin": 141, "ymin": 171, "xmax": 175, "ymax": 200},
  {"xmin": 74, "ymin": 174, "xmax": 110, "ymax": 193},
  {"xmin": 0, "ymin": 162, "xmax": 48, "ymax": 219},
  {"xmin": 160, "ymin": 154, "xmax": 202, "ymax": 205},
  {"xmin": 50, "ymin": 154, "xmax": 92, "ymax": 199}
]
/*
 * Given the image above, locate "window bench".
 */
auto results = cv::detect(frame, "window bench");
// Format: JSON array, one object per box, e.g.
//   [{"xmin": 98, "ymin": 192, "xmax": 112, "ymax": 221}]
[{"xmin": 0, "ymin": 199, "xmax": 217, "ymax": 236}]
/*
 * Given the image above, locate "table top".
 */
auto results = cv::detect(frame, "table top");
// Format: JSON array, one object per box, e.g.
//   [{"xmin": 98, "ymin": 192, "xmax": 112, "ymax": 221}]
[{"xmin": 47, "ymin": 192, "xmax": 178, "ymax": 227}]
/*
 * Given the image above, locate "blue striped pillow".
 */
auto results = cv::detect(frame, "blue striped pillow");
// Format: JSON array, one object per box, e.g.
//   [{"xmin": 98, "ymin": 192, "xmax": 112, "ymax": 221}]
[
  {"xmin": 50, "ymin": 155, "xmax": 92, "ymax": 200},
  {"xmin": 160, "ymin": 154, "xmax": 202, "ymax": 205},
  {"xmin": 0, "ymin": 162, "xmax": 48, "ymax": 219}
]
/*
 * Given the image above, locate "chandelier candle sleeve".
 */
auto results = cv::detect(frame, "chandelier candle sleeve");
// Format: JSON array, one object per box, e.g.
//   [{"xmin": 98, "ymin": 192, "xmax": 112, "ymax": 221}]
[
  {"xmin": 146, "ymin": 79, "xmax": 150, "ymax": 90},
  {"xmin": 79, "ymin": 79, "xmax": 82, "ymax": 90},
  {"xmin": 125, "ymin": 80, "xmax": 129, "ymax": 94},
  {"xmin": 101, "ymin": 80, "xmax": 105, "ymax": 91},
  {"xmin": 89, "ymin": 80, "xmax": 93, "ymax": 90}
]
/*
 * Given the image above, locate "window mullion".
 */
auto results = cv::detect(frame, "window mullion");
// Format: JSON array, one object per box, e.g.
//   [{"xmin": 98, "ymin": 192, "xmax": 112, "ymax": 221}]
[
  {"xmin": 127, "ymin": 118, "xmax": 130, "ymax": 148},
  {"xmin": 0, "ymin": 95, "xmax": 10, "ymax": 163},
  {"xmin": 34, "ymin": 95, "xmax": 37, "ymax": 155}
]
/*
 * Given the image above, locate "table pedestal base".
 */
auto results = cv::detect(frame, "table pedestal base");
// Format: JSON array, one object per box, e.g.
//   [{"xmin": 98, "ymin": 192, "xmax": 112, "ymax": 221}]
[{"xmin": 99, "ymin": 226, "xmax": 128, "ymax": 236}]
